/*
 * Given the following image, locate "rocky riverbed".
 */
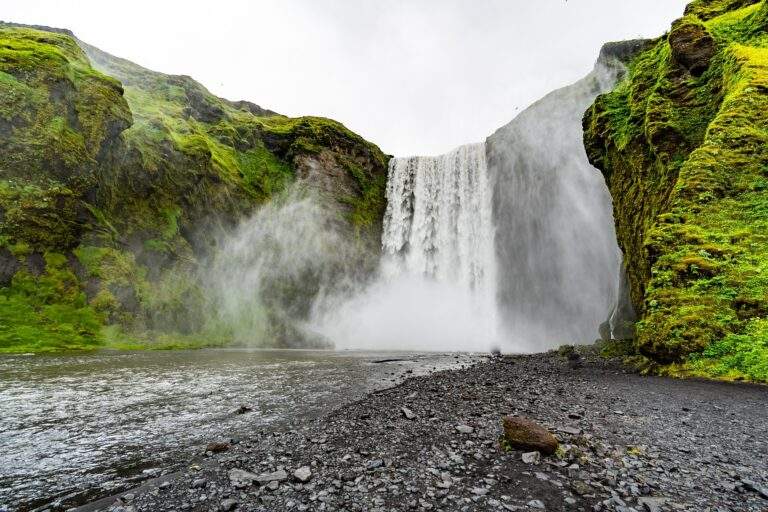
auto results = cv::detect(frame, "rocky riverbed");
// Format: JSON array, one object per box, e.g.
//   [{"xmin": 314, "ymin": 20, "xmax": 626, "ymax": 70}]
[{"xmin": 79, "ymin": 349, "xmax": 767, "ymax": 512}]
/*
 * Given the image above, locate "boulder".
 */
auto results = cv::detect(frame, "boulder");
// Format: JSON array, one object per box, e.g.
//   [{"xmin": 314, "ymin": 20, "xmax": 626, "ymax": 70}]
[
  {"xmin": 522, "ymin": 451, "xmax": 541, "ymax": 464},
  {"xmin": 502, "ymin": 416, "xmax": 558, "ymax": 455}
]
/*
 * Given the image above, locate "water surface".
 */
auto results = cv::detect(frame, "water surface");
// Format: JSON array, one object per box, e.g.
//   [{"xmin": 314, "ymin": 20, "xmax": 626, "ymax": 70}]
[{"xmin": 0, "ymin": 349, "xmax": 473, "ymax": 511}]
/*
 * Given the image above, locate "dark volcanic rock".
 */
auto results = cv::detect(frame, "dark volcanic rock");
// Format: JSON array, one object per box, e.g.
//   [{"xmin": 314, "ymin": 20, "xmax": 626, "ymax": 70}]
[
  {"xmin": 72, "ymin": 351, "xmax": 768, "ymax": 512},
  {"xmin": 501, "ymin": 416, "xmax": 559, "ymax": 455},
  {"xmin": 669, "ymin": 21, "xmax": 716, "ymax": 76},
  {"xmin": 0, "ymin": 247, "xmax": 19, "ymax": 286}
]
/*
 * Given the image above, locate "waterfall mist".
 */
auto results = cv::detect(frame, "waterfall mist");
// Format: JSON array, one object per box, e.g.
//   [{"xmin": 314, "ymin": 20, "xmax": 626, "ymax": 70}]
[
  {"xmin": 487, "ymin": 59, "xmax": 625, "ymax": 351},
  {"xmin": 313, "ymin": 58, "xmax": 627, "ymax": 353},
  {"xmin": 312, "ymin": 144, "xmax": 501, "ymax": 352},
  {"xmin": 206, "ymin": 53, "xmax": 631, "ymax": 354},
  {"xmin": 205, "ymin": 189, "xmax": 358, "ymax": 348}
]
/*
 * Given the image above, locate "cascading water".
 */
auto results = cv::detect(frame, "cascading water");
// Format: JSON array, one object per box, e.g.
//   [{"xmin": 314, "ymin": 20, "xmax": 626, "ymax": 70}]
[
  {"xmin": 486, "ymin": 51, "xmax": 632, "ymax": 351},
  {"xmin": 382, "ymin": 143, "xmax": 496, "ymax": 300},
  {"xmin": 316, "ymin": 51, "xmax": 632, "ymax": 353},
  {"xmin": 313, "ymin": 144, "xmax": 502, "ymax": 351}
]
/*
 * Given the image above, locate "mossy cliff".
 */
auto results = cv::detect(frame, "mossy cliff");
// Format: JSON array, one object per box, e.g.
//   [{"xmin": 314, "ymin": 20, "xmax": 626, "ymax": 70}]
[
  {"xmin": 584, "ymin": 0, "xmax": 768, "ymax": 381},
  {"xmin": 0, "ymin": 24, "xmax": 389, "ymax": 352}
]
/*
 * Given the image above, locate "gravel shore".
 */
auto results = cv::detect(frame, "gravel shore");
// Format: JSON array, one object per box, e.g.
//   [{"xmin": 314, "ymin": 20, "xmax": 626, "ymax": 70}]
[{"xmin": 81, "ymin": 349, "xmax": 767, "ymax": 512}]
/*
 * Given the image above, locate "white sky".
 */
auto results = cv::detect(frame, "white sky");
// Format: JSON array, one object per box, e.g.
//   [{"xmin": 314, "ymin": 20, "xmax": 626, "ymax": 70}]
[{"xmin": 3, "ymin": 1, "xmax": 688, "ymax": 156}]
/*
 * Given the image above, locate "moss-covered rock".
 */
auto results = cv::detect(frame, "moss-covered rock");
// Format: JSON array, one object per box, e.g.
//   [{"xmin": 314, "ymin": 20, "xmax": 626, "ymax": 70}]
[
  {"xmin": 0, "ymin": 24, "xmax": 390, "ymax": 352},
  {"xmin": 584, "ymin": 0, "xmax": 768, "ymax": 381}
]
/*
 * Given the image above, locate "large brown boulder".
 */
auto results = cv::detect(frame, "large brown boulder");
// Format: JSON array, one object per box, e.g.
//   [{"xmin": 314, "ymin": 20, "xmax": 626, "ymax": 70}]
[{"xmin": 501, "ymin": 416, "xmax": 559, "ymax": 455}]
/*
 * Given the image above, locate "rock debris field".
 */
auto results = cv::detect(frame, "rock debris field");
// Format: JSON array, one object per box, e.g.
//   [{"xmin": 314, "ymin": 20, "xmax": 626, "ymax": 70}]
[{"xmin": 79, "ymin": 350, "xmax": 767, "ymax": 512}]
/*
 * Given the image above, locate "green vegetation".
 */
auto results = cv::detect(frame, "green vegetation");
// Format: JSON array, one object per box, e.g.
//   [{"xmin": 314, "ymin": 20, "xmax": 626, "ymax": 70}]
[
  {"xmin": 0, "ymin": 253, "xmax": 103, "ymax": 352},
  {"xmin": 584, "ymin": 0, "xmax": 768, "ymax": 382},
  {"xmin": 0, "ymin": 24, "xmax": 390, "ymax": 353}
]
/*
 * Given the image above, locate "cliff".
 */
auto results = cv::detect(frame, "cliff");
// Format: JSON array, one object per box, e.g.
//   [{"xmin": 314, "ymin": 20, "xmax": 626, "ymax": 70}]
[
  {"xmin": 0, "ymin": 24, "xmax": 389, "ymax": 352},
  {"xmin": 584, "ymin": 0, "xmax": 768, "ymax": 381}
]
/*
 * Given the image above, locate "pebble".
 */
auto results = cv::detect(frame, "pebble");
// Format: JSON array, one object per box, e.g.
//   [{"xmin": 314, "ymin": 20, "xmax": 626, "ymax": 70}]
[
  {"xmin": 220, "ymin": 498, "xmax": 239, "ymax": 511},
  {"xmin": 99, "ymin": 351, "xmax": 768, "ymax": 512},
  {"xmin": 293, "ymin": 466, "xmax": 312, "ymax": 483},
  {"xmin": 522, "ymin": 451, "xmax": 541, "ymax": 464}
]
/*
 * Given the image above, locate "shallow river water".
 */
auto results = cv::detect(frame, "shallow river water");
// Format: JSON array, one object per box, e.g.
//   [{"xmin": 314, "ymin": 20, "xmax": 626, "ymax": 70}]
[{"xmin": 0, "ymin": 349, "xmax": 474, "ymax": 511}]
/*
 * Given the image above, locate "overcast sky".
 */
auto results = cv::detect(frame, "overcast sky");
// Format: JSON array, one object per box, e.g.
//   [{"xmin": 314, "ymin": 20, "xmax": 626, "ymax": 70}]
[{"xmin": 4, "ymin": 1, "xmax": 688, "ymax": 156}]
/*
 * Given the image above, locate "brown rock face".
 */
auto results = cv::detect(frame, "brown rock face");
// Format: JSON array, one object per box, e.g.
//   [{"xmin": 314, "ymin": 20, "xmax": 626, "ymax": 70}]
[
  {"xmin": 669, "ymin": 22, "xmax": 716, "ymax": 76},
  {"xmin": 502, "ymin": 416, "xmax": 559, "ymax": 455}
]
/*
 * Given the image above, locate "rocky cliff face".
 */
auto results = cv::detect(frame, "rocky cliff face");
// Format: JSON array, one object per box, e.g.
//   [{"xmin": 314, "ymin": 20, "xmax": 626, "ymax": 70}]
[
  {"xmin": 584, "ymin": 0, "xmax": 768, "ymax": 381},
  {"xmin": 0, "ymin": 24, "xmax": 389, "ymax": 351}
]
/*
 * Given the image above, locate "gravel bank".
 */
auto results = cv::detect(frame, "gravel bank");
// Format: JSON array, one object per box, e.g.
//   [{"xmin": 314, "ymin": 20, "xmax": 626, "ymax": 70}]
[{"xmin": 82, "ymin": 350, "xmax": 767, "ymax": 512}]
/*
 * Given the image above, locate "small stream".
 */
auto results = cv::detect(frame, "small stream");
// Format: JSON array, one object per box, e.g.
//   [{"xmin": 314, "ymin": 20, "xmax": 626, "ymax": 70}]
[{"xmin": 0, "ymin": 349, "xmax": 475, "ymax": 511}]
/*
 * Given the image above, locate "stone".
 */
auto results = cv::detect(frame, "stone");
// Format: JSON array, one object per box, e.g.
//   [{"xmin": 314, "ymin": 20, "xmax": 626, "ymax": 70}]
[
  {"xmin": 205, "ymin": 442, "xmax": 230, "ymax": 453},
  {"xmin": 366, "ymin": 459, "xmax": 384, "ymax": 470},
  {"xmin": 191, "ymin": 478, "xmax": 207, "ymax": 489},
  {"xmin": 502, "ymin": 416, "xmax": 558, "ymax": 455},
  {"xmin": 637, "ymin": 497, "xmax": 668, "ymax": 512},
  {"xmin": 294, "ymin": 466, "xmax": 312, "ymax": 483},
  {"xmin": 220, "ymin": 498, "xmax": 239, "ymax": 511},
  {"xmin": 472, "ymin": 487, "xmax": 489, "ymax": 496},
  {"xmin": 234, "ymin": 405, "xmax": 252, "ymax": 415},
  {"xmin": 228, "ymin": 468, "xmax": 258, "ymax": 487},
  {"xmin": 256, "ymin": 469, "xmax": 288, "ymax": 484},
  {"xmin": 571, "ymin": 480, "xmax": 592, "ymax": 496},
  {"xmin": 456, "ymin": 425, "xmax": 474, "ymax": 434},
  {"xmin": 522, "ymin": 451, "xmax": 541, "ymax": 464},
  {"xmin": 527, "ymin": 500, "xmax": 545, "ymax": 509},
  {"xmin": 401, "ymin": 407, "xmax": 416, "ymax": 420},
  {"xmin": 742, "ymin": 479, "xmax": 768, "ymax": 499}
]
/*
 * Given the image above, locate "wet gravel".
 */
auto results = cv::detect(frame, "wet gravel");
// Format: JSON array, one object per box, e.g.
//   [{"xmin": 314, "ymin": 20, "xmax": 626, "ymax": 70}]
[{"xmin": 77, "ymin": 349, "xmax": 767, "ymax": 512}]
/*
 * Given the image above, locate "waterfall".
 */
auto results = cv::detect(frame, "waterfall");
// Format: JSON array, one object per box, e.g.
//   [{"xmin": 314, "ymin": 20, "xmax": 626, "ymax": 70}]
[
  {"xmin": 315, "ymin": 56, "xmax": 629, "ymax": 353},
  {"xmin": 486, "ymin": 58, "xmax": 624, "ymax": 350},
  {"xmin": 382, "ymin": 143, "xmax": 496, "ymax": 295},
  {"xmin": 313, "ymin": 144, "xmax": 501, "ymax": 352}
]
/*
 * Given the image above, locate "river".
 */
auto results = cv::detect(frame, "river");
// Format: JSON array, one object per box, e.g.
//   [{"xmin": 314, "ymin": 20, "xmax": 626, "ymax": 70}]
[{"xmin": 0, "ymin": 349, "xmax": 476, "ymax": 511}]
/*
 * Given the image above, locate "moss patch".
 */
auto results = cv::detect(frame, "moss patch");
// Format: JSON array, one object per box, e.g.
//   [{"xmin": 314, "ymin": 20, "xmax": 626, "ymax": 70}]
[{"xmin": 584, "ymin": 0, "xmax": 768, "ymax": 382}]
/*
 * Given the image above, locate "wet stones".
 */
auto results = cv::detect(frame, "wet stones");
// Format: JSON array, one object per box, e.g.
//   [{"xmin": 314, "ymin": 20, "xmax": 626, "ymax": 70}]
[{"xmin": 501, "ymin": 416, "xmax": 558, "ymax": 455}]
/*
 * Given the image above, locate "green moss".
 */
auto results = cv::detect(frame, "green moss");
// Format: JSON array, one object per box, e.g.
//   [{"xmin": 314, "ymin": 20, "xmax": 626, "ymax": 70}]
[
  {"xmin": 0, "ymin": 252, "xmax": 104, "ymax": 352},
  {"xmin": 0, "ymin": 24, "xmax": 389, "ymax": 353},
  {"xmin": 584, "ymin": 0, "xmax": 768, "ymax": 382}
]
